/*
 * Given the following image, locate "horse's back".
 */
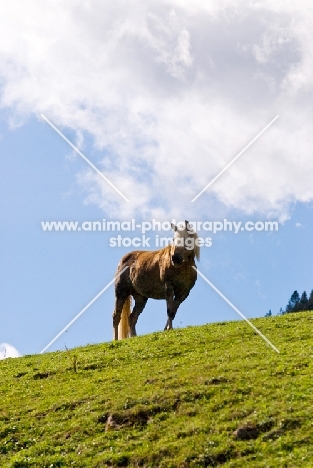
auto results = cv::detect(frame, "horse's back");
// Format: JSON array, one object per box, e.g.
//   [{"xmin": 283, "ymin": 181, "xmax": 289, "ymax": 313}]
[
  {"xmin": 116, "ymin": 247, "xmax": 171, "ymax": 299},
  {"xmin": 117, "ymin": 246, "xmax": 169, "ymax": 268}
]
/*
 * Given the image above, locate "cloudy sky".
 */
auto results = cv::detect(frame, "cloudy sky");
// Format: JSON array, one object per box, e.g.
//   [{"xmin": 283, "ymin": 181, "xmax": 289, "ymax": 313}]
[{"xmin": 1, "ymin": 1, "xmax": 313, "ymax": 357}]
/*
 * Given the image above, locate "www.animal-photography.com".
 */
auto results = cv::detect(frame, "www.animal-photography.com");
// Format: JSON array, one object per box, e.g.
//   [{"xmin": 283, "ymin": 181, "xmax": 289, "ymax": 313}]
[{"xmin": 1, "ymin": 1, "xmax": 313, "ymax": 466}]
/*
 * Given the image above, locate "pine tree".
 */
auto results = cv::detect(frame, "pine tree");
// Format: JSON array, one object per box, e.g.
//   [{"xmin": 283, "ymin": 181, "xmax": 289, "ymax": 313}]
[
  {"xmin": 265, "ymin": 310, "xmax": 272, "ymax": 317},
  {"xmin": 308, "ymin": 290, "xmax": 313, "ymax": 311},
  {"xmin": 285, "ymin": 290, "xmax": 300, "ymax": 313},
  {"xmin": 299, "ymin": 291, "xmax": 308, "ymax": 311}
]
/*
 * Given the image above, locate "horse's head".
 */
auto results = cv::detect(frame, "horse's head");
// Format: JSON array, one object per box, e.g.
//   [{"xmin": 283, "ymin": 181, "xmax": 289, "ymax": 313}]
[{"xmin": 170, "ymin": 220, "xmax": 200, "ymax": 267}]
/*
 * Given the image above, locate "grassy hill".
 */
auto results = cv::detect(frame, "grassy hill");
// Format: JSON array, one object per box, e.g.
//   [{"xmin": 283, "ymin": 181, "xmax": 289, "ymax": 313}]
[{"xmin": 1, "ymin": 312, "xmax": 313, "ymax": 467}]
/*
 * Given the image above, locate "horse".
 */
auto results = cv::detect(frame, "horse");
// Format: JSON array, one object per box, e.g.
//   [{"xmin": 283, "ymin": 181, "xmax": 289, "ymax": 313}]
[{"xmin": 112, "ymin": 220, "xmax": 200, "ymax": 340}]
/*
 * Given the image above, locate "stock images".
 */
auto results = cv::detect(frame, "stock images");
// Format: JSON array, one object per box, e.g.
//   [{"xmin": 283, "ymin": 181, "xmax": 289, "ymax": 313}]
[{"xmin": 1, "ymin": 2, "xmax": 313, "ymax": 467}]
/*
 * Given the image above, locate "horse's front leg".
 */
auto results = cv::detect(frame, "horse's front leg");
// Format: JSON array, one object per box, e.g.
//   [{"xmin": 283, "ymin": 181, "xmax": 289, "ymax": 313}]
[{"xmin": 164, "ymin": 284, "xmax": 180, "ymax": 331}]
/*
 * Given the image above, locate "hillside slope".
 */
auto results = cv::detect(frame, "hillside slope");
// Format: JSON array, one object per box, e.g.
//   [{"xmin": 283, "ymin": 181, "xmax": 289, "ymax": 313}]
[{"xmin": 1, "ymin": 312, "xmax": 313, "ymax": 467}]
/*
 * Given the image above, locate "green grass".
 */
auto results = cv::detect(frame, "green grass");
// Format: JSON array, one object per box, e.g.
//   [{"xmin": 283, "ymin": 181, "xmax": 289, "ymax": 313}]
[{"xmin": 1, "ymin": 312, "xmax": 313, "ymax": 467}]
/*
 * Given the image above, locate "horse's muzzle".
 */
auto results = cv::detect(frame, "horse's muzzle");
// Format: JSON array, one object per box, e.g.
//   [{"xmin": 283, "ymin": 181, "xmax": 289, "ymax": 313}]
[{"xmin": 172, "ymin": 253, "xmax": 183, "ymax": 266}]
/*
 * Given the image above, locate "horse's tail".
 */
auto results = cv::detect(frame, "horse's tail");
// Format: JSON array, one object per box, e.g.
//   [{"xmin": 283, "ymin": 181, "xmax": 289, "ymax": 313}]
[{"xmin": 118, "ymin": 296, "xmax": 131, "ymax": 339}]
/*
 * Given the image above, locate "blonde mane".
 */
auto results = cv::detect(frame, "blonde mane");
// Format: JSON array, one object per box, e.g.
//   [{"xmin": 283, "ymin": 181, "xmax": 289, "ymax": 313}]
[{"xmin": 194, "ymin": 231, "xmax": 200, "ymax": 261}]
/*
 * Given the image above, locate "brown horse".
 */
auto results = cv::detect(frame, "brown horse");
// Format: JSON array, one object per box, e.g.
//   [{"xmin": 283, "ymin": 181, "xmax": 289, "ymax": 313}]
[{"xmin": 112, "ymin": 220, "xmax": 200, "ymax": 340}]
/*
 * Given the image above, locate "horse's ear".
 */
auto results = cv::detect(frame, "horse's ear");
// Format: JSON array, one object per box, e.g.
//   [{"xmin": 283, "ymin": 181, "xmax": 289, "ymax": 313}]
[
  {"xmin": 185, "ymin": 220, "xmax": 192, "ymax": 230},
  {"xmin": 185, "ymin": 220, "xmax": 192, "ymax": 232},
  {"xmin": 171, "ymin": 223, "xmax": 177, "ymax": 231}
]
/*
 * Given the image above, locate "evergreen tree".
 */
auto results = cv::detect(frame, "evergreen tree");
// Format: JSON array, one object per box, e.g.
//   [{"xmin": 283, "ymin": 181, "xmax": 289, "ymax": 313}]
[
  {"xmin": 285, "ymin": 290, "xmax": 300, "ymax": 313},
  {"xmin": 265, "ymin": 310, "xmax": 272, "ymax": 317},
  {"xmin": 308, "ymin": 290, "xmax": 313, "ymax": 310},
  {"xmin": 299, "ymin": 291, "xmax": 308, "ymax": 311}
]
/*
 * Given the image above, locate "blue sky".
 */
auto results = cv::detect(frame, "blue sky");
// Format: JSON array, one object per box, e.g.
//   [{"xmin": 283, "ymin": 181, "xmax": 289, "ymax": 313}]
[{"xmin": 1, "ymin": 1, "xmax": 313, "ymax": 357}]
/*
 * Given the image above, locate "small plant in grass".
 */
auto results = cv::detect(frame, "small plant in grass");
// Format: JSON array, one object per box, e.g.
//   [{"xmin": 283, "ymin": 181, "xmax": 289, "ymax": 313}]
[{"xmin": 65, "ymin": 345, "xmax": 78, "ymax": 372}]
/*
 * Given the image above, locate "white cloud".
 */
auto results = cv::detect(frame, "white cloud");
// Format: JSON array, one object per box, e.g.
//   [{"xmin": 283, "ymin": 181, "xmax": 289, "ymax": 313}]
[
  {"xmin": 0, "ymin": 1, "xmax": 313, "ymax": 220},
  {"xmin": 0, "ymin": 343, "xmax": 21, "ymax": 359}
]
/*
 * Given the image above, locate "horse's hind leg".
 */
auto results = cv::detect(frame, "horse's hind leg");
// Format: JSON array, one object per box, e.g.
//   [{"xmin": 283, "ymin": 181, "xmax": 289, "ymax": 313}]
[
  {"xmin": 112, "ymin": 295, "xmax": 128, "ymax": 340},
  {"xmin": 129, "ymin": 293, "xmax": 148, "ymax": 337}
]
